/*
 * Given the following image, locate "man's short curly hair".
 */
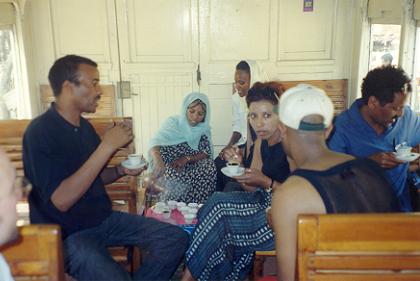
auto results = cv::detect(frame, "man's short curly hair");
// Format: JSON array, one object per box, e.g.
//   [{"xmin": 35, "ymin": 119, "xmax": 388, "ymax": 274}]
[
  {"xmin": 361, "ymin": 65, "xmax": 411, "ymax": 106},
  {"xmin": 48, "ymin": 55, "xmax": 97, "ymax": 97}
]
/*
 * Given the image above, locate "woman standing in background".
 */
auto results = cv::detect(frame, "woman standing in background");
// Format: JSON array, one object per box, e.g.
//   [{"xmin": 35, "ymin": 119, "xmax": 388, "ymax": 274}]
[{"xmin": 215, "ymin": 60, "xmax": 269, "ymax": 191}]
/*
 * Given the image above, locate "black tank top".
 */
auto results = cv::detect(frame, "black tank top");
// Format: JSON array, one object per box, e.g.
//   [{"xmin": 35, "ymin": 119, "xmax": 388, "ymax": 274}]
[{"xmin": 292, "ymin": 158, "xmax": 401, "ymax": 213}]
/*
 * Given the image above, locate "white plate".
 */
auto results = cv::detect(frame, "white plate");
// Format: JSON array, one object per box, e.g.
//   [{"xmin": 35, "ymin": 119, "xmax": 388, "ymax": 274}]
[
  {"xmin": 121, "ymin": 159, "xmax": 147, "ymax": 170},
  {"xmin": 221, "ymin": 166, "xmax": 245, "ymax": 178},
  {"xmin": 395, "ymin": 152, "xmax": 420, "ymax": 162}
]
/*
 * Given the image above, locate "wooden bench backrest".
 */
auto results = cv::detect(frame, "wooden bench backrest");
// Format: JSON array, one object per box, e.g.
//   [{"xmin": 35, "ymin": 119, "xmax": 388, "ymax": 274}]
[
  {"xmin": 40, "ymin": 84, "xmax": 117, "ymax": 117},
  {"xmin": 282, "ymin": 79, "xmax": 347, "ymax": 115},
  {"xmin": 298, "ymin": 213, "xmax": 420, "ymax": 281},
  {"xmin": 0, "ymin": 225, "xmax": 64, "ymax": 281},
  {"xmin": 0, "ymin": 117, "xmax": 134, "ymax": 174}
]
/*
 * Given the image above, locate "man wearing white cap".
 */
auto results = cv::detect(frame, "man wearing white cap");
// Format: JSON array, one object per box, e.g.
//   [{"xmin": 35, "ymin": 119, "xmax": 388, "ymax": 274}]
[{"xmin": 270, "ymin": 84, "xmax": 400, "ymax": 281}]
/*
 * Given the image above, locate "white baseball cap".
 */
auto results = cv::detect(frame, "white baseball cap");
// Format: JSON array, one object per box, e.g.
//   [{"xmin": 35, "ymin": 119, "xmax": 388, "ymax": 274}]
[{"xmin": 279, "ymin": 84, "xmax": 334, "ymax": 131}]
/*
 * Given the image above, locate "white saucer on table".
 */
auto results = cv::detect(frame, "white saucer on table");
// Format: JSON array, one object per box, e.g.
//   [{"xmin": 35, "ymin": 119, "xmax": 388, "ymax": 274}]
[
  {"xmin": 121, "ymin": 159, "xmax": 147, "ymax": 170},
  {"xmin": 221, "ymin": 167, "xmax": 245, "ymax": 178},
  {"xmin": 394, "ymin": 152, "xmax": 420, "ymax": 162}
]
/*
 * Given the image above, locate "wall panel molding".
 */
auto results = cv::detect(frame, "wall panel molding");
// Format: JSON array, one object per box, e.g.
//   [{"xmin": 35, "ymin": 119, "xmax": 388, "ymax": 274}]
[
  {"xmin": 205, "ymin": 0, "xmax": 271, "ymax": 62},
  {"xmin": 277, "ymin": 0, "xmax": 338, "ymax": 62},
  {"xmin": 121, "ymin": 0, "xmax": 194, "ymax": 63},
  {"xmin": 49, "ymin": 0, "xmax": 116, "ymax": 64}
]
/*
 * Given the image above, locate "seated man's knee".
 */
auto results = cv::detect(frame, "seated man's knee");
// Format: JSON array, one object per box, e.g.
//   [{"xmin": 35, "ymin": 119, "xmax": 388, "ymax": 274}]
[{"xmin": 64, "ymin": 234, "xmax": 105, "ymax": 264}]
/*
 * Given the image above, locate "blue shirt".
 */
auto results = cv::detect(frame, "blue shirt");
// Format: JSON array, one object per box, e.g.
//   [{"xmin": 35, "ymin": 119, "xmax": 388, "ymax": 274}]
[
  {"xmin": 328, "ymin": 99, "xmax": 420, "ymax": 211},
  {"xmin": 23, "ymin": 104, "xmax": 112, "ymax": 238}
]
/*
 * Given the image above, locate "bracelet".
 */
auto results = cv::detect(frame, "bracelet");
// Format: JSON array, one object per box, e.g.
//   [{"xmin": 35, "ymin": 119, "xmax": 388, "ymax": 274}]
[{"xmin": 266, "ymin": 178, "xmax": 274, "ymax": 192}]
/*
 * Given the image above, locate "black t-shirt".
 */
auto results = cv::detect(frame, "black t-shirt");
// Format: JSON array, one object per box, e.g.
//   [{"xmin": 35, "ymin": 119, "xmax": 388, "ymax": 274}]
[
  {"xmin": 292, "ymin": 158, "xmax": 401, "ymax": 213},
  {"xmin": 23, "ymin": 104, "xmax": 112, "ymax": 238},
  {"xmin": 244, "ymin": 140, "xmax": 290, "ymax": 183}
]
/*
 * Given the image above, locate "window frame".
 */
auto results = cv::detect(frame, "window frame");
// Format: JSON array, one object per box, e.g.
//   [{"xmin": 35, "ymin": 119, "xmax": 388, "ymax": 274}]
[
  {"xmin": 0, "ymin": 1, "xmax": 31, "ymax": 119},
  {"xmin": 360, "ymin": 0, "xmax": 420, "ymax": 112}
]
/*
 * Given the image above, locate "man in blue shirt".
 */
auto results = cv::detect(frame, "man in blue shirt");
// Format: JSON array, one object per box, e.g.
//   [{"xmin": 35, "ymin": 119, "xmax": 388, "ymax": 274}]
[
  {"xmin": 23, "ymin": 55, "xmax": 188, "ymax": 280},
  {"xmin": 328, "ymin": 66, "xmax": 420, "ymax": 211}
]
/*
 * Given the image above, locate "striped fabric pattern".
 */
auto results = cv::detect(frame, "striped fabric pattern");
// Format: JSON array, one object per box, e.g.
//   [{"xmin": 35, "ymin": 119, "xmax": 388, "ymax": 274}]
[{"xmin": 186, "ymin": 189, "xmax": 274, "ymax": 281}]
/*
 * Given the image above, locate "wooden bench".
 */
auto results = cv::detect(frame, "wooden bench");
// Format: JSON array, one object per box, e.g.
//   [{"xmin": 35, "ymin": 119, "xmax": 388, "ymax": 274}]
[
  {"xmin": 40, "ymin": 84, "xmax": 116, "ymax": 118},
  {"xmin": 281, "ymin": 79, "xmax": 348, "ymax": 115},
  {"xmin": 252, "ymin": 250, "xmax": 276, "ymax": 280},
  {"xmin": 298, "ymin": 213, "xmax": 420, "ymax": 281},
  {"xmin": 0, "ymin": 117, "xmax": 141, "ymax": 273},
  {"xmin": 0, "ymin": 225, "xmax": 65, "ymax": 281}
]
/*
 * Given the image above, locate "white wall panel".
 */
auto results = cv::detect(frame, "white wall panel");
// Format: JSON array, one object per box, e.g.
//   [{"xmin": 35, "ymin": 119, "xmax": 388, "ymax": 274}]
[
  {"xmin": 50, "ymin": 0, "xmax": 116, "ymax": 64},
  {"xmin": 122, "ymin": 0, "xmax": 194, "ymax": 62},
  {"xmin": 207, "ymin": 84, "xmax": 233, "ymax": 147},
  {"xmin": 206, "ymin": 0, "xmax": 271, "ymax": 61},
  {"xmin": 277, "ymin": 0, "xmax": 337, "ymax": 61}
]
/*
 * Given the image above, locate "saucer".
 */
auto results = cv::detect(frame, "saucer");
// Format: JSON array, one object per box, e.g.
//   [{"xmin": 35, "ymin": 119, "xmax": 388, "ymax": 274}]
[
  {"xmin": 394, "ymin": 152, "xmax": 420, "ymax": 162},
  {"xmin": 121, "ymin": 159, "xmax": 147, "ymax": 170},
  {"xmin": 221, "ymin": 167, "xmax": 245, "ymax": 177}
]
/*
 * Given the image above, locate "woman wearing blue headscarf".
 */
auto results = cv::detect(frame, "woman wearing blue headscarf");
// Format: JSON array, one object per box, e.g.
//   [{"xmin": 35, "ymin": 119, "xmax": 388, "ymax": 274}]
[{"xmin": 148, "ymin": 92, "xmax": 216, "ymax": 204}]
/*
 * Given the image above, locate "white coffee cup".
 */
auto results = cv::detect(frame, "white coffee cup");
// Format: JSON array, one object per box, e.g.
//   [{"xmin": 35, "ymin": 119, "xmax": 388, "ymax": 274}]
[
  {"xmin": 155, "ymin": 202, "xmax": 166, "ymax": 209},
  {"xmin": 168, "ymin": 200, "xmax": 178, "ymax": 210},
  {"xmin": 226, "ymin": 162, "xmax": 240, "ymax": 174},
  {"xmin": 184, "ymin": 213, "xmax": 196, "ymax": 224},
  {"xmin": 162, "ymin": 209, "xmax": 171, "ymax": 219},
  {"xmin": 176, "ymin": 202, "xmax": 186, "ymax": 210},
  {"xmin": 128, "ymin": 154, "xmax": 142, "ymax": 166},
  {"xmin": 188, "ymin": 203, "xmax": 198, "ymax": 209},
  {"xmin": 187, "ymin": 208, "xmax": 198, "ymax": 215},
  {"xmin": 396, "ymin": 146, "xmax": 412, "ymax": 157},
  {"xmin": 180, "ymin": 206, "xmax": 190, "ymax": 215},
  {"xmin": 153, "ymin": 206, "xmax": 164, "ymax": 214}
]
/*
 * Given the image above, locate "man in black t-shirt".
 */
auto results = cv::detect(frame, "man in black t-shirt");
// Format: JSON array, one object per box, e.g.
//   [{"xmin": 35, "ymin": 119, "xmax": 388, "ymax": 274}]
[{"xmin": 23, "ymin": 55, "xmax": 188, "ymax": 281}]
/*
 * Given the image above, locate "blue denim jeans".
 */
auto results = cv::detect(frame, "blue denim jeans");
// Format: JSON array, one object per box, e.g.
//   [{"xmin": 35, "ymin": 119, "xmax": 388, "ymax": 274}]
[{"xmin": 63, "ymin": 211, "xmax": 189, "ymax": 281}]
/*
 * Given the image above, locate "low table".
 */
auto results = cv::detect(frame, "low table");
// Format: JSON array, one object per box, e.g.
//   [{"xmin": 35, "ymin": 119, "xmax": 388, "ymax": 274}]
[{"xmin": 145, "ymin": 208, "xmax": 197, "ymax": 234}]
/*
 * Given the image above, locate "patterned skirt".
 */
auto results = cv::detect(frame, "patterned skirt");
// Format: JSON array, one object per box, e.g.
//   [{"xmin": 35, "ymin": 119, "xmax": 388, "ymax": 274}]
[{"xmin": 185, "ymin": 189, "xmax": 274, "ymax": 281}]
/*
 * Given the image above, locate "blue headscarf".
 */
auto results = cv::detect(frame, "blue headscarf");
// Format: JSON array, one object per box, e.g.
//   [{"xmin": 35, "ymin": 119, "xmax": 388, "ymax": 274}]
[{"xmin": 148, "ymin": 92, "xmax": 213, "ymax": 160}]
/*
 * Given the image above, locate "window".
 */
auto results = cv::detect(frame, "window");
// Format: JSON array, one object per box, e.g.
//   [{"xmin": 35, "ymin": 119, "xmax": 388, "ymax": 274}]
[
  {"xmin": 0, "ymin": 26, "xmax": 19, "ymax": 119},
  {"xmin": 365, "ymin": 0, "xmax": 420, "ymax": 111},
  {"xmin": 0, "ymin": 2, "xmax": 29, "ymax": 119},
  {"xmin": 368, "ymin": 24, "xmax": 401, "ymax": 70}
]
